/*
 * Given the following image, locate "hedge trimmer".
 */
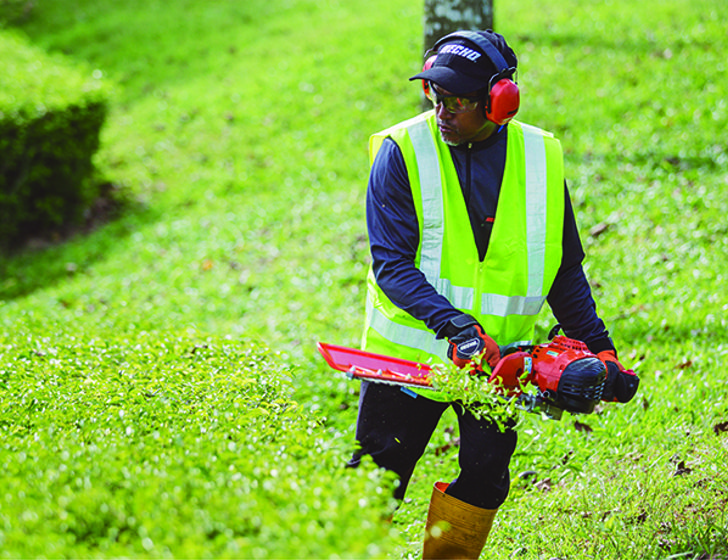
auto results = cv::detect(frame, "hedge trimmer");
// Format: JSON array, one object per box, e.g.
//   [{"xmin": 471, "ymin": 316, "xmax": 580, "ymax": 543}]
[{"xmin": 318, "ymin": 336, "xmax": 615, "ymax": 420}]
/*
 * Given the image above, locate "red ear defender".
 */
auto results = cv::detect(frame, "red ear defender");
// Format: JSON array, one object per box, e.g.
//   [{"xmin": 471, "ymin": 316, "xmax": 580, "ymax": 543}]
[
  {"xmin": 421, "ymin": 55, "xmax": 438, "ymax": 98},
  {"xmin": 486, "ymin": 78, "xmax": 520, "ymax": 125}
]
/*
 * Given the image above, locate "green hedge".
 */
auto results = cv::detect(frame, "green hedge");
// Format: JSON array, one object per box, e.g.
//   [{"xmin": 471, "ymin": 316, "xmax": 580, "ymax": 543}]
[
  {"xmin": 0, "ymin": 30, "xmax": 111, "ymax": 251},
  {"xmin": 0, "ymin": 331, "xmax": 397, "ymax": 558}
]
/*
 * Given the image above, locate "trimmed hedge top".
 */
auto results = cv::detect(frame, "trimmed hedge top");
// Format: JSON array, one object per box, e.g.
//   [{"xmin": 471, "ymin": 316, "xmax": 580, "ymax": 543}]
[
  {"xmin": 0, "ymin": 29, "xmax": 114, "ymax": 250},
  {"xmin": 0, "ymin": 30, "xmax": 110, "ymax": 123}
]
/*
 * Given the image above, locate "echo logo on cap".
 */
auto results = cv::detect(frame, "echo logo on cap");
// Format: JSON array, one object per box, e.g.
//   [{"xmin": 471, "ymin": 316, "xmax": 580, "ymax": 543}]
[{"xmin": 440, "ymin": 44, "xmax": 482, "ymax": 62}]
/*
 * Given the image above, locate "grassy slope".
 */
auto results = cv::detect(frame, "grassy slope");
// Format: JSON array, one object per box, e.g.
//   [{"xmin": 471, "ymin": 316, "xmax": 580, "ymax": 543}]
[{"xmin": 1, "ymin": 0, "xmax": 727, "ymax": 558}]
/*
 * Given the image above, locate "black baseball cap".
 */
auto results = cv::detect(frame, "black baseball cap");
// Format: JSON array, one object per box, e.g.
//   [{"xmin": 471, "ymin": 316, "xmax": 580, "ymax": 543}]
[{"xmin": 410, "ymin": 30, "xmax": 517, "ymax": 95}]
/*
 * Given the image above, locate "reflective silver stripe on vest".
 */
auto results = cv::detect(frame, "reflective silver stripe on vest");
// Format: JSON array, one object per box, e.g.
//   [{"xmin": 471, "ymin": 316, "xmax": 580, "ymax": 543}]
[
  {"xmin": 481, "ymin": 293, "xmax": 545, "ymax": 317},
  {"xmin": 409, "ymin": 119, "xmax": 475, "ymax": 310},
  {"xmin": 408, "ymin": 120, "xmax": 444, "ymax": 282},
  {"xmin": 522, "ymin": 123, "xmax": 548, "ymax": 298},
  {"xmin": 368, "ymin": 299, "xmax": 450, "ymax": 360}
]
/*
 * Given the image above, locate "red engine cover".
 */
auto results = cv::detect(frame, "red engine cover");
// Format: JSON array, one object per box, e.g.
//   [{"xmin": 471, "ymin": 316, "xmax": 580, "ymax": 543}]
[{"xmin": 531, "ymin": 336, "xmax": 594, "ymax": 392}]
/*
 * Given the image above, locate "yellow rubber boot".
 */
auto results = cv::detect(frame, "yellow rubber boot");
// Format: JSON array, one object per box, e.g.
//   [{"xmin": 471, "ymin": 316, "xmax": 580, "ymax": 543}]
[{"xmin": 422, "ymin": 481, "xmax": 497, "ymax": 560}]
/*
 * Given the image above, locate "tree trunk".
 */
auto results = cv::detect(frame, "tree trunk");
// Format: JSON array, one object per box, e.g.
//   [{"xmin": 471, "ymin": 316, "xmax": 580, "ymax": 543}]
[
  {"xmin": 419, "ymin": 0, "xmax": 494, "ymax": 109},
  {"xmin": 422, "ymin": 0, "xmax": 494, "ymax": 54}
]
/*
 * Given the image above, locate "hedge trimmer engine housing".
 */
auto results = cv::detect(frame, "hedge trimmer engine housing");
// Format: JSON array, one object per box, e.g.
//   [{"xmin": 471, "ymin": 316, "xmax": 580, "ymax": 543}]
[{"xmin": 518, "ymin": 336, "xmax": 606, "ymax": 414}]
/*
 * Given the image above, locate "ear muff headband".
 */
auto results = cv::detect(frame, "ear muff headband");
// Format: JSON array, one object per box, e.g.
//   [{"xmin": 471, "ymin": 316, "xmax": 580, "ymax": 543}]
[{"xmin": 429, "ymin": 30, "xmax": 520, "ymax": 125}]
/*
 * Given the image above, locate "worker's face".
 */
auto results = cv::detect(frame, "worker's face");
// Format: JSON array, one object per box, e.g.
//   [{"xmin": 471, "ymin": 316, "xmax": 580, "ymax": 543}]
[{"xmin": 431, "ymin": 84, "xmax": 497, "ymax": 146}]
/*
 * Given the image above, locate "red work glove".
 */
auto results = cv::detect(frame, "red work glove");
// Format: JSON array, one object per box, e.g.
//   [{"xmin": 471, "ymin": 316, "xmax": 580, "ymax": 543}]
[
  {"xmin": 597, "ymin": 350, "xmax": 640, "ymax": 403},
  {"xmin": 444, "ymin": 314, "xmax": 500, "ymax": 370}
]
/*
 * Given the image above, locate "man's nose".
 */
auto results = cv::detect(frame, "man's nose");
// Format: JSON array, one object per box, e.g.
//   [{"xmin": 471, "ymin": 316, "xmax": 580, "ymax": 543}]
[{"xmin": 435, "ymin": 102, "xmax": 451, "ymax": 118}]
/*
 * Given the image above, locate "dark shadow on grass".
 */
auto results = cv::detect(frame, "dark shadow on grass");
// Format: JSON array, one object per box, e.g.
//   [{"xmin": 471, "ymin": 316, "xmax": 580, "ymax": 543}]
[{"xmin": 0, "ymin": 190, "xmax": 154, "ymax": 302}]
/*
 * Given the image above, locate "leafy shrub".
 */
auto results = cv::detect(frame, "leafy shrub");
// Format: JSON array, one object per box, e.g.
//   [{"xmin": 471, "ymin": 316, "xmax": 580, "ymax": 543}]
[
  {"xmin": 0, "ymin": 30, "xmax": 110, "ymax": 251},
  {"xmin": 0, "ymin": 330, "xmax": 397, "ymax": 558}
]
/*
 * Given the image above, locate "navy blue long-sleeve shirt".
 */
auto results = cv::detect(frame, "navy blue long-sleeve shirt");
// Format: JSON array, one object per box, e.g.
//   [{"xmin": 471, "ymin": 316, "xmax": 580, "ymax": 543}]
[{"xmin": 366, "ymin": 124, "xmax": 614, "ymax": 353}]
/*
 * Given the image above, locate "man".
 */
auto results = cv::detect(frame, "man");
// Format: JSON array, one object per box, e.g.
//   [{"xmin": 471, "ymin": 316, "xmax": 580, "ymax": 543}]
[{"xmin": 351, "ymin": 30, "xmax": 638, "ymax": 559}]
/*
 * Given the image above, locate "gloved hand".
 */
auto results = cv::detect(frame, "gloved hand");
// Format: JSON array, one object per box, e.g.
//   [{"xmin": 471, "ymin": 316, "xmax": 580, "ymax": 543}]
[
  {"xmin": 443, "ymin": 314, "xmax": 500, "ymax": 370},
  {"xmin": 597, "ymin": 350, "xmax": 640, "ymax": 403}
]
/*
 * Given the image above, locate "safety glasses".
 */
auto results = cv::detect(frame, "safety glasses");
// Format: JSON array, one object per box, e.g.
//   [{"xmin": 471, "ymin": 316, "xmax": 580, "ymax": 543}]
[{"xmin": 426, "ymin": 82, "xmax": 480, "ymax": 114}]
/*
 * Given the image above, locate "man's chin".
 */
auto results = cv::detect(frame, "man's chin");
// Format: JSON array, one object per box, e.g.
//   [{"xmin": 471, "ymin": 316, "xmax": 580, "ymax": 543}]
[{"xmin": 439, "ymin": 132, "xmax": 461, "ymax": 146}]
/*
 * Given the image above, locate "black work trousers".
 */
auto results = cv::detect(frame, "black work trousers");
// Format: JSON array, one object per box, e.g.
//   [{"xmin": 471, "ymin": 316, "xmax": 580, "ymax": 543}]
[{"xmin": 349, "ymin": 381, "xmax": 517, "ymax": 510}]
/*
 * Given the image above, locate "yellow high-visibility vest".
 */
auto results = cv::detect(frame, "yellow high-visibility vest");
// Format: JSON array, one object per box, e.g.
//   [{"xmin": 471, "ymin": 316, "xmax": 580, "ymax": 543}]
[{"xmin": 362, "ymin": 111, "xmax": 565, "ymax": 378}]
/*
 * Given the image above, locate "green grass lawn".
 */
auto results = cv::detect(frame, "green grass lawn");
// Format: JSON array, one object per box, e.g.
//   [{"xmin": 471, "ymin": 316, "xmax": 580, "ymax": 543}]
[{"xmin": 1, "ymin": 0, "xmax": 727, "ymax": 558}]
